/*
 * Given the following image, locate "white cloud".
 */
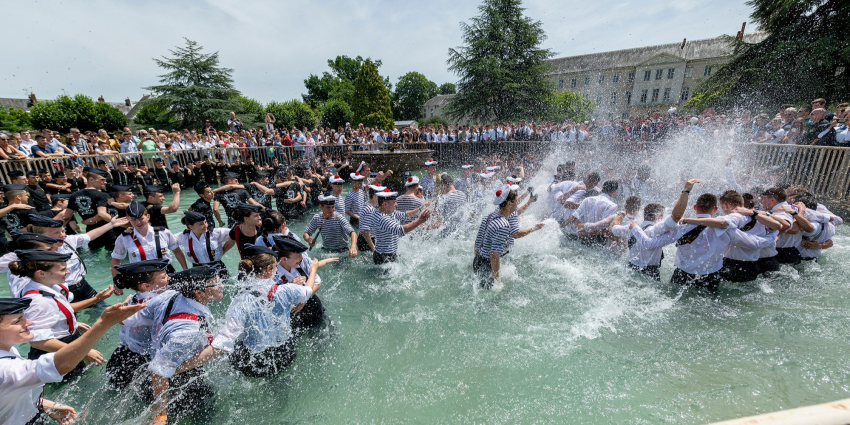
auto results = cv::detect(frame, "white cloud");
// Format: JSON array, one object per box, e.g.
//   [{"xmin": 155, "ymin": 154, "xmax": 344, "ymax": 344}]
[{"xmin": 2, "ymin": 0, "xmax": 753, "ymax": 104}]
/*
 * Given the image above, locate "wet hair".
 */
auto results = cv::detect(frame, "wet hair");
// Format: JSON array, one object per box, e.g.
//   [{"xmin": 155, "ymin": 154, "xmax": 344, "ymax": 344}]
[
  {"xmin": 694, "ymin": 193, "xmax": 718, "ymax": 213},
  {"xmin": 222, "ymin": 175, "xmax": 238, "ymax": 184},
  {"xmin": 624, "ymin": 196, "xmax": 641, "ymax": 214},
  {"xmin": 499, "ymin": 190, "xmax": 518, "ymax": 209},
  {"xmin": 761, "ymin": 187, "xmax": 787, "ymax": 202},
  {"xmin": 175, "ymin": 278, "xmax": 213, "ymax": 299},
  {"xmin": 643, "ymin": 204, "xmax": 664, "ymax": 221},
  {"xmin": 8, "ymin": 260, "xmax": 57, "ymax": 278},
  {"xmin": 601, "ymin": 180, "xmax": 619, "ymax": 195},
  {"xmin": 742, "ymin": 193, "xmax": 756, "ymax": 209},
  {"xmin": 585, "ymin": 172, "xmax": 601, "ymax": 186},
  {"xmin": 794, "ymin": 193, "xmax": 818, "ymax": 210},
  {"xmin": 718, "ymin": 190, "xmax": 744, "ymax": 207},
  {"xmin": 562, "ymin": 170, "xmax": 576, "ymax": 181},
  {"xmin": 262, "ymin": 211, "xmax": 286, "ymax": 234},
  {"xmin": 238, "ymin": 253, "xmax": 277, "ymax": 276},
  {"xmin": 113, "ymin": 271, "xmax": 158, "ymax": 291},
  {"xmin": 234, "ymin": 208, "xmax": 258, "ymax": 223},
  {"xmin": 51, "ymin": 197, "xmax": 67, "ymax": 207}
]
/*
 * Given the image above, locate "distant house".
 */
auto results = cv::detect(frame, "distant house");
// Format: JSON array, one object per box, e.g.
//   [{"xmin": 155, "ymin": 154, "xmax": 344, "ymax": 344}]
[
  {"xmin": 0, "ymin": 93, "xmax": 149, "ymax": 122},
  {"xmin": 422, "ymin": 94, "xmax": 456, "ymax": 123}
]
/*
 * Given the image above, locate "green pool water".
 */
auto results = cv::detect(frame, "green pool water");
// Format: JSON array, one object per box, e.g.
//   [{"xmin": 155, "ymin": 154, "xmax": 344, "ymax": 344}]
[{"xmin": 3, "ymin": 183, "xmax": 849, "ymax": 424}]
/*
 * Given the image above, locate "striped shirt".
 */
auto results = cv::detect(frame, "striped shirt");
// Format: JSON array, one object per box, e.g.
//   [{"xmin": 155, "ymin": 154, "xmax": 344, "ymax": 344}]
[
  {"xmin": 304, "ymin": 212, "xmax": 355, "ymax": 250},
  {"xmin": 420, "ymin": 176, "xmax": 436, "ymax": 197},
  {"xmin": 334, "ymin": 198, "xmax": 346, "ymax": 217},
  {"xmin": 474, "ymin": 211, "xmax": 512, "ymax": 257},
  {"xmin": 395, "ymin": 195, "xmax": 423, "ymax": 224},
  {"xmin": 372, "ymin": 211, "xmax": 407, "ymax": 254},
  {"xmin": 360, "ymin": 204, "xmax": 377, "ymax": 233},
  {"xmin": 344, "ymin": 189, "xmax": 365, "ymax": 219},
  {"xmin": 507, "ymin": 212, "xmax": 520, "ymax": 248}
]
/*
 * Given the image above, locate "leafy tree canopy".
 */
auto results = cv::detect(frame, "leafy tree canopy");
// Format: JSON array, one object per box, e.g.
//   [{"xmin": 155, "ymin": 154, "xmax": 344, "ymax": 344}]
[
  {"xmin": 0, "ymin": 106, "xmax": 31, "ymax": 132},
  {"xmin": 446, "ymin": 0, "xmax": 554, "ymax": 123},
  {"xmin": 393, "ymin": 72, "xmax": 438, "ymax": 121},
  {"xmin": 302, "ymin": 55, "xmax": 390, "ymax": 108},
  {"xmin": 439, "ymin": 83, "xmax": 456, "ymax": 95},
  {"xmin": 545, "ymin": 91, "xmax": 595, "ymax": 123},
  {"xmin": 352, "ymin": 59, "xmax": 394, "ymax": 129},
  {"xmin": 320, "ymin": 99, "xmax": 354, "ymax": 130},
  {"xmin": 29, "ymin": 94, "xmax": 128, "ymax": 133},
  {"xmin": 265, "ymin": 100, "xmax": 317, "ymax": 131}
]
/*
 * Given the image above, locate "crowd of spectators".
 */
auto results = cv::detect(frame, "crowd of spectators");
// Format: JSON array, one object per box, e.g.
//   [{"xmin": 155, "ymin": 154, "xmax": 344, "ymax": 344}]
[{"xmin": 0, "ymin": 99, "xmax": 846, "ymax": 165}]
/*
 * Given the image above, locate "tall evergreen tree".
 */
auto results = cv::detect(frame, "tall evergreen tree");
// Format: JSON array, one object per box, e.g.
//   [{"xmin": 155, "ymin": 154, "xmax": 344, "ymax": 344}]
[
  {"xmin": 393, "ymin": 72, "xmax": 438, "ymax": 120},
  {"xmin": 438, "ymin": 83, "xmax": 456, "ymax": 95},
  {"xmin": 687, "ymin": 0, "xmax": 850, "ymax": 111},
  {"xmin": 352, "ymin": 59, "xmax": 394, "ymax": 129},
  {"xmin": 145, "ymin": 38, "xmax": 240, "ymax": 130},
  {"xmin": 446, "ymin": 0, "xmax": 554, "ymax": 122}
]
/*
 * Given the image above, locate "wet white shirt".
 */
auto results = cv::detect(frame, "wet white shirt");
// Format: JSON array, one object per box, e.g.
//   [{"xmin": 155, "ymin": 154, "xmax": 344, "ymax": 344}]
[
  {"xmin": 665, "ymin": 214, "xmax": 731, "ymax": 275},
  {"xmin": 21, "ymin": 281, "xmax": 77, "ymax": 342},
  {"xmin": 0, "ymin": 348, "xmax": 63, "ymax": 424},
  {"xmin": 798, "ymin": 209, "xmax": 835, "ymax": 259},
  {"xmin": 771, "ymin": 203, "xmax": 801, "ymax": 249},
  {"xmin": 59, "ymin": 234, "xmax": 90, "ymax": 285},
  {"xmin": 177, "ymin": 228, "xmax": 229, "ymax": 264},
  {"xmin": 721, "ymin": 213, "xmax": 777, "ymax": 262},
  {"xmin": 629, "ymin": 220, "xmax": 677, "ymax": 267},
  {"xmin": 112, "ymin": 226, "xmax": 179, "ymax": 264},
  {"xmin": 572, "ymin": 193, "xmax": 618, "ymax": 226},
  {"xmin": 118, "ymin": 290, "xmax": 160, "ymax": 355}
]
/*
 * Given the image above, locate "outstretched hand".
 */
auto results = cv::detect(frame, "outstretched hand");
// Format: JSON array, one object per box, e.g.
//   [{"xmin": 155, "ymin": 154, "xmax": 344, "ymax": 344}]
[
  {"xmin": 99, "ymin": 302, "xmax": 148, "ymax": 327},
  {"xmin": 683, "ymin": 179, "xmax": 701, "ymax": 191}
]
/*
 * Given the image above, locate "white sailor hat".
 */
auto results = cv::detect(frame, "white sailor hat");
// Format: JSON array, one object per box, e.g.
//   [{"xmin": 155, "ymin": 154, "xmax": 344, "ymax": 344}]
[
  {"xmin": 350, "ymin": 172, "xmax": 366, "ymax": 181},
  {"xmin": 368, "ymin": 183, "xmax": 385, "ymax": 192},
  {"xmin": 329, "ymin": 174, "xmax": 345, "ymax": 184},
  {"xmin": 506, "ymin": 175, "xmax": 522, "ymax": 183},
  {"xmin": 479, "ymin": 171, "xmax": 495, "ymax": 179},
  {"xmin": 318, "ymin": 192, "xmax": 337, "ymax": 203},
  {"xmin": 492, "ymin": 184, "xmax": 512, "ymax": 205},
  {"xmin": 425, "ymin": 159, "xmax": 438, "ymax": 166},
  {"xmin": 486, "ymin": 164, "xmax": 501, "ymax": 171},
  {"xmin": 461, "ymin": 163, "xmax": 474, "ymax": 169},
  {"xmin": 404, "ymin": 175, "xmax": 420, "ymax": 187},
  {"xmin": 356, "ymin": 161, "xmax": 367, "ymax": 172},
  {"xmin": 505, "ymin": 181, "xmax": 519, "ymax": 192},
  {"xmin": 376, "ymin": 188, "xmax": 398, "ymax": 198}
]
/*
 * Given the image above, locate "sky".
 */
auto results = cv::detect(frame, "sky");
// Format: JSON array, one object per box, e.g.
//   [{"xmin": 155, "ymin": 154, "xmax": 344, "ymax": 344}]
[{"xmin": 3, "ymin": 0, "xmax": 756, "ymax": 105}]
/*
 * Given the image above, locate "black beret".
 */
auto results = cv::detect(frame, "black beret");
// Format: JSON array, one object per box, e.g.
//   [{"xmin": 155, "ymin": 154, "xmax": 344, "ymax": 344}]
[
  {"xmin": 242, "ymin": 243, "xmax": 279, "ymax": 258},
  {"xmin": 114, "ymin": 259, "xmax": 170, "ymax": 275},
  {"xmin": 14, "ymin": 249, "xmax": 71, "ymax": 263},
  {"xmin": 273, "ymin": 235, "xmax": 307, "ymax": 254},
  {"xmin": 50, "ymin": 193, "xmax": 71, "ymax": 199},
  {"xmin": 170, "ymin": 266, "xmax": 218, "ymax": 291},
  {"xmin": 193, "ymin": 182, "xmax": 210, "ymax": 194},
  {"xmin": 8, "ymin": 170, "xmax": 23, "ymax": 178},
  {"xmin": 87, "ymin": 168, "xmax": 109, "ymax": 177},
  {"xmin": 27, "ymin": 214, "xmax": 63, "ymax": 228},
  {"xmin": 254, "ymin": 171, "xmax": 269, "ymax": 178},
  {"xmin": 9, "ymin": 231, "xmax": 60, "ymax": 244},
  {"xmin": 224, "ymin": 172, "xmax": 240, "ymax": 179},
  {"xmin": 183, "ymin": 211, "xmax": 206, "ymax": 224},
  {"xmin": 235, "ymin": 203, "xmax": 261, "ymax": 212},
  {"xmin": 126, "ymin": 201, "xmax": 147, "ymax": 218},
  {"xmin": 109, "ymin": 184, "xmax": 135, "ymax": 193},
  {"xmin": 142, "ymin": 185, "xmax": 164, "ymax": 194},
  {"xmin": 3, "ymin": 184, "xmax": 27, "ymax": 192},
  {"xmin": 26, "ymin": 170, "xmax": 38, "ymax": 176},
  {"xmin": 0, "ymin": 297, "xmax": 32, "ymax": 315}
]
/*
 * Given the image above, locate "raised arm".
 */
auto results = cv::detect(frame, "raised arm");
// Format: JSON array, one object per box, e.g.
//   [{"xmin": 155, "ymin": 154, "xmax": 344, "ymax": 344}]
[{"xmin": 671, "ymin": 179, "xmax": 700, "ymax": 222}]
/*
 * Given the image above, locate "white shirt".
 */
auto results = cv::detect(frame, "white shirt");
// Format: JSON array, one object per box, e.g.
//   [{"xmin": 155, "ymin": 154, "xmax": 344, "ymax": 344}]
[
  {"xmin": 21, "ymin": 281, "xmax": 78, "ymax": 341},
  {"xmin": 665, "ymin": 214, "xmax": 731, "ymax": 275},
  {"xmin": 59, "ymin": 234, "xmax": 91, "ymax": 285},
  {"xmin": 118, "ymin": 290, "xmax": 160, "ymax": 355},
  {"xmin": 629, "ymin": 220, "xmax": 678, "ymax": 267},
  {"xmin": 0, "ymin": 347, "xmax": 63, "ymax": 424},
  {"xmin": 798, "ymin": 209, "xmax": 835, "ymax": 259},
  {"xmin": 572, "ymin": 193, "xmax": 618, "ymax": 226},
  {"xmin": 771, "ymin": 203, "xmax": 801, "ymax": 249},
  {"xmin": 721, "ymin": 213, "xmax": 776, "ymax": 262},
  {"xmin": 0, "ymin": 253, "xmax": 29, "ymax": 297},
  {"xmin": 177, "ymin": 228, "xmax": 229, "ymax": 264},
  {"xmin": 816, "ymin": 203, "xmax": 843, "ymax": 226},
  {"xmin": 112, "ymin": 226, "xmax": 180, "ymax": 264}
]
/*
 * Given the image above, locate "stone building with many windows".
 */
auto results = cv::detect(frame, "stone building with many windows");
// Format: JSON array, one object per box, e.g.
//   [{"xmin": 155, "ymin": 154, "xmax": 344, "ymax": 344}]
[{"xmin": 547, "ymin": 33, "xmax": 766, "ymax": 119}]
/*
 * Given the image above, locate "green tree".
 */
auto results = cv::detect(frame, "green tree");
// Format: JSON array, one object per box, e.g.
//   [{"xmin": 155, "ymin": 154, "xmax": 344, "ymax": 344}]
[
  {"xmin": 145, "ymin": 38, "xmax": 240, "ymax": 130},
  {"xmin": 236, "ymin": 96, "xmax": 265, "ymax": 129},
  {"xmin": 302, "ymin": 55, "xmax": 391, "ymax": 109},
  {"xmin": 546, "ymin": 91, "xmax": 595, "ymax": 123},
  {"xmin": 320, "ymin": 99, "xmax": 354, "ymax": 129},
  {"xmin": 265, "ymin": 100, "xmax": 316, "ymax": 130},
  {"xmin": 0, "ymin": 106, "xmax": 31, "ymax": 132},
  {"xmin": 438, "ymin": 83, "xmax": 456, "ymax": 95},
  {"xmin": 446, "ymin": 0, "xmax": 554, "ymax": 122},
  {"xmin": 352, "ymin": 59, "xmax": 394, "ymax": 129},
  {"xmin": 29, "ymin": 94, "xmax": 127, "ymax": 132},
  {"xmin": 393, "ymin": 72, "xmax": 438, "ymax": 120},
  {"xmin": 132, "ymin": 99, "xmax": 177, "ymax": 129},
  {"xmin": 687, "ymin": 0, "xmax": 850, "ymax": 111}
]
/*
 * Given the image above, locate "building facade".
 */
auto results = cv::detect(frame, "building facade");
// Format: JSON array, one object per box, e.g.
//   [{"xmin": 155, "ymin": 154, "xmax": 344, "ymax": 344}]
[{"xmin": 547, "ymin": 33, "xmax": 766, "ymax": 119}]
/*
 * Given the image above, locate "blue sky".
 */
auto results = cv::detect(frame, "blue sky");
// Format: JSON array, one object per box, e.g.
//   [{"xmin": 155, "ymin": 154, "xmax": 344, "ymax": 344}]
[{"xmin": 3, "ymin": 0, "xmax": 755, "ymax": 104}]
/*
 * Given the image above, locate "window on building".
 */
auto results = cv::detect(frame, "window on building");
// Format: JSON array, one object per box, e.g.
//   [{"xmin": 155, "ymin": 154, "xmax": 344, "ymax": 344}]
[
  {"xmin": 640, "ymin": 90, "xmax": 648, "ymax": 103},
  {"xmin": 651, "ymin": 88, "xmax": 659, "ymax": 102},
  {"xmin": 570, "ymin": 78, "xmax": 577, "ymax": 88},
  {"xmin": 667, "ymin": 68, "xmax": 675, "ymax": 79},
  {"xmin": 628, "ymin": 72, "xmax": 635, "ymax": 83},
  {"xmin": 704, "ymin": 66, "xmax": 712, "ymax": 77},
  {"xmin": 584, "ymin": 77, "xmax": 590, "ymax": 86},
  {"xmin": 685, "ymin": 67, "xmax": 693, "ymax": 78},
  {"xmin": 655, "ymin": 69, "xmax": 663, "ymax": 80},
  {"xmin": 663, "ymin": 88, "xmax": 671, "ymax": 102},
  {"xmin": 613, "ymin": 74, "xmax": 620, "ymax": 83},
  {"xmin": 626, "ymin": 91, "xmax": 632, "ymax": 104},
  {"xmin": 599, "ymin": 75, "xmax": 605, "ymax": 84},
  {"xmin": 610, "ymin": 92, "xmax": 617, "ymax": 104},
  {"xmin": 558, "ymin": 79, "xmax": 564, "ymax": 89},
  {"xmin": 681, "ymin": 87, "xmax": 690, "ymax": 101},
  {"xmin": 643, "ymin": 70, "xmax": 651, "ymax": 81}
]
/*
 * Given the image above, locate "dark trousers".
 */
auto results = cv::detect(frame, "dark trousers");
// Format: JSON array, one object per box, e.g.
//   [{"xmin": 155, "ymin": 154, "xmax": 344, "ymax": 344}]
[
  {"xmin": 349, "ymin": 216, "xmax": 360, "ymax": 229},
  {"xmin": 671, "ymin": 268, "xmax": 721, "ymax": 290},
  {"xmin": 105, "ymin": 345, "xmax": 150, "ymax": 390},
  {"xmin": 757, "ymin": 256, "xmax": 781, "ymax": 275},
  {"xmin": 578, "ymin": 234, "xmax": 608, "ymax": 248},
  {"xmin": 291, "ymin": 295, "xmax": 325, "ymax": 334},
  {"xmin": 68, "ymin": 278, "xmax": 98, "ymax": 303},
  {"xmin": 357, "ymin": 234, "xmax": 375, "ymax": 251},
  {"xmin": 628, "ymin": 263, "xmax": 661, "ymax": 281},
  {"xmin": 720, "ymin": 257, "xmax": 760, "ymax": 282},
  {"xmin": 776, "ymin": 247, "xmax": 802, "ymax": 265},
  {"xmin": 161, "ymin": 367, "xmax": 213, "ymax": 417},
  {"xmin": 229, "ymin": 338, "xmax": 296, "ymax": 378},
  {"xmin": 374, "ymin": 251, "xmax": 397, "ymax": 264}
]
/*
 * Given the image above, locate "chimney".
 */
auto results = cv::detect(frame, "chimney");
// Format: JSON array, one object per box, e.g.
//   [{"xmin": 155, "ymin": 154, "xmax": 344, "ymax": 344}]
[
  {"xmin": 97, "ymin": 95, "xmax": 105, "ymax": 103},
  {"xmin": 681, "ymin": 38, "xmax": 686, "ymax": 49},
  {"xmin": 125, "ymin": 97, "xmax": 131, "ymax": 107}
]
